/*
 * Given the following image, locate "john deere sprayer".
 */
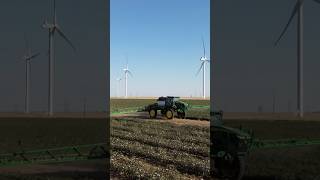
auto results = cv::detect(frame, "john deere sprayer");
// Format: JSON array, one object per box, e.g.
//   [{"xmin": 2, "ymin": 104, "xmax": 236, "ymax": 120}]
[
  {"xmin": 211, "ymin": 113, "xmax": 251, "ymax": 180},
  {"xmin": 142, "ymin": 96, "xmax": 189, "ymax": 119},
  {"xmin": 211, "ymin": 111, "xmax": 320, "ymax": 180}
]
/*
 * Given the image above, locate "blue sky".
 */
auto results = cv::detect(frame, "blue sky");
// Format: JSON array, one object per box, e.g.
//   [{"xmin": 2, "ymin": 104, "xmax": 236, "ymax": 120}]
[{"xmin": 110, "ymin": 0, "xmax": 210, "ymax": 97}]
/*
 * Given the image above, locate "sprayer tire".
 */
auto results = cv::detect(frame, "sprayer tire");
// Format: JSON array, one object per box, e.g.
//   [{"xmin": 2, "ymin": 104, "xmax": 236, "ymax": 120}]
[
  {"xmin": 165, "ymin": 109, "xmax": 174, "ymax": 119},
  {"xmin": 149, "ymin": 109, "xmax": 157, "ymax": 119}
]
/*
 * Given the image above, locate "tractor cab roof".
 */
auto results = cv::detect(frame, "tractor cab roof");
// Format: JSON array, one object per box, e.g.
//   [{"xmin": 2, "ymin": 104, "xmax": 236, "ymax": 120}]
[{"xmin": 157, "ymin": 96, "xmax": 180, "ymax": 101}]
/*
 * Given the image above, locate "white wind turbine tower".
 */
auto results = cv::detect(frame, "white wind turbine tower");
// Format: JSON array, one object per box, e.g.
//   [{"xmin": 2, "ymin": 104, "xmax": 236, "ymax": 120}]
[
  {"xmin": 123, "ymin": 58, "xmax": 133, "ymax": 98},
  {"xmin": 196, "ymin": 37, "xmax": 210, "ymax": 99},
  {"xmin": 274, "ymin": 0, "xmax": 320, "ymax": 118},
  {"xmin": 42, "ymin": 0, "xmax": 76, "ymax": 116},
  {"xmin": 21, "ymin": 34, "xmax": 40, "ymax": 114}
]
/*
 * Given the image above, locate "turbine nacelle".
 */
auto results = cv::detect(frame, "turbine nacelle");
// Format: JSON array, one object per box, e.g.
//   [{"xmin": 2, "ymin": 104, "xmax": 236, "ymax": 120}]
[
  {"xmin": 22, "ymin": 56, "xmax": 32, "ymax": 61},
  {"xmin": 124, "ymin": 69, "xmax": 133, "ymax": 77},
  {"xmin": 22, "ymin": 55, "xmax": 29, "ymax": 60},
  {"xmin": 42, "ymin": 19, "xmax": 55, "ymax": 29},
  {"xmin": 200, "ymin": 57, "xmax": 210, "ymax": 61},
  {"xmin": 25, "ymin": 53, "xmax": 41, "ymax": 61}
]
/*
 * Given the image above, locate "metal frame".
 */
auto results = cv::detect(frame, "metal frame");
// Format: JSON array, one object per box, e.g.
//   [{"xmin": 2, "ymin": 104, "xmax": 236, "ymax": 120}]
[{"xmin": 0, "ymin": 143, "xmax": 108, "ymax": 167}]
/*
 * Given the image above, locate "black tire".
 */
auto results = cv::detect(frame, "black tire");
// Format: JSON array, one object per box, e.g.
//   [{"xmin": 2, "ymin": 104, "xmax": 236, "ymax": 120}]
[
  {"xmin": 165, "ymin": 109, "xmax": 174, "ymax": 119},
  {"xmin": 214, "ymin": 155, "xmax": 246, "ymax": 180},
  {"xmin": 177, "ymin": 111, "xmax": 185, "ymax": 119},
  {"xmin": 235, "ymin": 156, "xmax": 246, "ymax": 180},
  {"xmin": 149, "ymin": 109, "xmax": 157, "ymax": 119}
]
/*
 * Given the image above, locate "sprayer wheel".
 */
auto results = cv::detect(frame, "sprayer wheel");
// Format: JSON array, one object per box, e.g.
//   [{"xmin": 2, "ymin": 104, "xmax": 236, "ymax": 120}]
[
  {"xmin": 149, "ymin": 109, "xmax": 157, "ymax": 118},
  {"xmin": 214, "ymin": 155, "xmax": 246, "ymax": 180},
  {"xmin": 165, "ymin": 109, "xmax": 174, "ymax": 119}
]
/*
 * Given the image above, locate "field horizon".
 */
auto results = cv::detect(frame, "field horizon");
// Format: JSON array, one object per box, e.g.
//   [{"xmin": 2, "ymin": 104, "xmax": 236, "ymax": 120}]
[
  {"xmin": 0, "ymin": 112, "xmax": 107, "ymax": 118},
  {"xmin": 110, "ymin": 96, "xmax": 211, "ymax": 100},
  {"xmin": 1, "ymin": 111, "xmax": 320, "ymax": 121}
]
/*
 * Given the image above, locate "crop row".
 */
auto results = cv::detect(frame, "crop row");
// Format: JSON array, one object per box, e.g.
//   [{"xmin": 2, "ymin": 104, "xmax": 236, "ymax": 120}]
[
  {"xmin": 111, "ymin": 137, "xmax": 210, "ymax": 177},
  {"xmin": 111, "ymin": 151, "xmax": 201, "ymax": 180},
  {"xmin": 112, "ymin": 126, "xmax": 209, "ymax": 146},
  {"xmin": 111, "ymin": 122, "xmax": 209, "ymax": 143},
  {"xmin": 111, "ymin": 130, "xmax": 209, "ymax": 158},
  {"xmin": 112, "ymin": 117, "xmax": 209, "ymax": 135}
]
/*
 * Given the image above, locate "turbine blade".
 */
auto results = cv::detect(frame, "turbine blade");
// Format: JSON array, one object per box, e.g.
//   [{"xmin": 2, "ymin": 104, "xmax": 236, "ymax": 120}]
[
  {"xmin": 196, "ymin": 62, "xmax": 204, "ymax": 76},
  {"xmin": 202, "ymin": 36, "xmax": 206, "ymax": 57},
  {"xmin": 24, "ymin": 33, "xmax": 33, "ymax": 58},
  {"xmin": 54, "ymin": 0, "xmax": 57, "ymax": 24},
  {"xmin": 18, "ymin": 57, "xmax": 25, "ymax": 63},
  {"xmin": 127, "ymin": 70, "xmax": 133, "ymax": 77},
  {"xmin": 55, "ymin": 26, "xmax": 76, "ymax": 52},
  {"xmin": 274, "ymin": 0, "xmax": 303, "ymax": 46},
  {"xmin": 42, "ymin": 19, "xmax": 50, "ymax": 29},
  {"xmin": 126, "ymin": 55, "xmax": 128, "ymax": 69},
  {"xmin": 313, "ymin": 0, "xmax": 320, "ymax": 4},
  {"xmin": 29, "ymin": 52, "xmax": 41, "ymax": 60},
  {"xmin": 24, "ymin": 33, "xmax": 29, "ymax": 52}
]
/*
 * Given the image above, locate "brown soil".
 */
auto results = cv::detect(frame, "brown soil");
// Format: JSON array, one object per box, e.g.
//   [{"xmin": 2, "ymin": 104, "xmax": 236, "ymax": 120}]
[
  {"xmin": 160, "ymin": 118, "xmax": 209, "ymax": 127},
  {"xmin": 0, "ymin": 160, "xmax": 107, "ymax": 178},
  {"xmin": 112, "ymin": 112, "xmax": 209, "ymax": 127},
  {"xmin": 0, "ymin": 164, "xmax": 96, "ymax": 174}
]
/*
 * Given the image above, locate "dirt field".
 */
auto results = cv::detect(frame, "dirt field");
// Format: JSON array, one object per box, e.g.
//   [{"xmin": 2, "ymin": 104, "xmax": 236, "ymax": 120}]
[
  {"xmin": 111, "ymin": 111, "xmax": 210, "ymax": 179},
  {"xmin": 0, "ymin": 160, "xmax": 107, "ymax": 179},
  {"xmin": 0, "ymin": 117, "xmax": 108, "ymax": 180},
  {"xmin": 221, "ymin": 118, "xmax": 320, "ymax": 180}
]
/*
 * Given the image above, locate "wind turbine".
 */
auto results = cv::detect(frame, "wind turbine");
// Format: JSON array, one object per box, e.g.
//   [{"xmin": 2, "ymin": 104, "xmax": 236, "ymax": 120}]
[
  {"xmin": 123, "ymin": 57, "xmax": 133, "ymax": 98},
  {"xmin": 42, "ymin": 0, "xmax": 76, "ymax": 116},
  {"xmin": 21, "ymin": 34, "xmax": 40, "ymax": 114},
  {"xmin": 274, "ymin": 0, "xmax": 320, "ymax": 118},
  {"xmin": 196, "ymin": 37, "xmax": 210, "ymax": 99}
]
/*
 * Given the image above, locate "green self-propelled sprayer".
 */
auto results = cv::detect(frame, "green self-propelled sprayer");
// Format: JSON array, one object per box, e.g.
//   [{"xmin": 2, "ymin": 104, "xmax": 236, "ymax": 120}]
[
  {"xmin": 141, "ymin": 96, "xmax": 190, "ymax": 119},
  {"xmin": 211, "ymin": 112, "xmax": 320, "ymax": 180}
]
